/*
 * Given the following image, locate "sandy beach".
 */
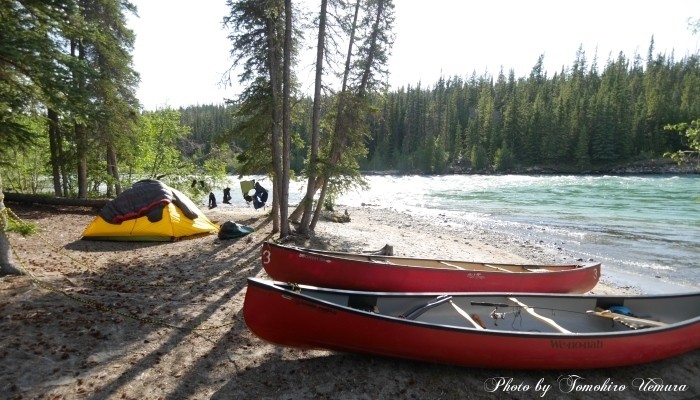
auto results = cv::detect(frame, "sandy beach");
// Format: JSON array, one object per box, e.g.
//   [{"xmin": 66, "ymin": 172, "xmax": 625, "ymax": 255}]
[{"xmin": 1, "ymin": 202, "xmax": 698, "ymax": 399}]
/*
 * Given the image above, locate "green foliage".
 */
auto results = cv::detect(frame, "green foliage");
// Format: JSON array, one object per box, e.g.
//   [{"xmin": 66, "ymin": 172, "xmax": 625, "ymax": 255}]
[
  {"xmin": 222, "ymin": 0, "xmax": 287, "ymax": 185},
  {"xmin": 670, "ymin": 120, "xmax": 700, "ymax": 151},
  {"xmin": 493, "ymin": 142, "xmax": 515, "ymax": 172},
  {"xmin": 361, "ymin": 49, "xmax": 700, "ymax": 172},
  {"xmin": 323, "ymin": 170, "xmax": 369, "ymax": 211},
  {"xmin": 180, "ymin": 104, "xmax": 236, "ymax": 155},
  {"xmin": 226, "ymin": 82, "xmax": 275, "ymax": 176},
  {"xmin": 575, "ymin": 128, "xmax": 592, "ymax": 169},
  {"xmin": 202, "ymin": 144, "xmax": 231, "ymax": 186},
  {"xmin": 0, "ymin": 114, "xmax": 50, "ymax": 193},
  {"xmin": 470, "ymin": 145, "xmax": 488, "ymax": 171},
  {"xmin": 132, "ymin": 109, "xmax": 193, "ymax": 178},
  {"xmin": 6, "ymin": 217, "xmax": 38, "ymax": 237},
  {"xmin": 0, "ymin": 0, "xmax": 76, "ymax": 153},
  {"xmin": 1, "ymin": 0, "xmax": 142, "ymax": 199},
  {"xmin": 419, "ymin": 136, "xmax": 448, "ymax": 174},
  {"xmin": 664, "ymin": 120, "xmax": 700, "ymax": 166}
]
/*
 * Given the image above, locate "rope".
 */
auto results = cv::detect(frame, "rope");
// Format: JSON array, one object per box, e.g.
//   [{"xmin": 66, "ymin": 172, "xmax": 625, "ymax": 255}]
[{"xmin": 2, "ymin": 207, "xmax": 257, "ymax": 331}]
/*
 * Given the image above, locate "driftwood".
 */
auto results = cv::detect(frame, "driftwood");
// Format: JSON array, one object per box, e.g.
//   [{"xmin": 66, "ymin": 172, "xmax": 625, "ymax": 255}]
[{"xmin": 2, "ymin": 192, "xmax": 109, "ymax": 209}]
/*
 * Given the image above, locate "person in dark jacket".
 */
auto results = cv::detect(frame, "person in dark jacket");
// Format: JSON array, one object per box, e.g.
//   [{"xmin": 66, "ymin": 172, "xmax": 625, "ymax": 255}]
[
  {"xmin": 253, "ymin": 182, "xmax": 268, "ymax": 209},
  {"xmin": 208, "ymin": 191, "xmax": 217, "ymax": 209}
]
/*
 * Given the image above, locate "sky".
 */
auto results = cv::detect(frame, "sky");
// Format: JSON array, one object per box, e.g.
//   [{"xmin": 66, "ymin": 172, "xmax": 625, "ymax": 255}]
[{"xmin": 128, "ymin": 0, "xmax": 700, "ymax": 110}]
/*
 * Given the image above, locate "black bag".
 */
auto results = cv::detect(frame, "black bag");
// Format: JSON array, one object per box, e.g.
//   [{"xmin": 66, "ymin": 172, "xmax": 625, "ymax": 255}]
[{"xmin": 218, "ymin": 221, "xmax": 254, "ymax": 240}]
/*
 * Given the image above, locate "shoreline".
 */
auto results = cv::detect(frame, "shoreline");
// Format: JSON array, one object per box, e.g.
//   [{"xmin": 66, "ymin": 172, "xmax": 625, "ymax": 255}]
[
  {"xmin": 361, "ymin": 157, "xmax": 700, "ymax": 175},
  {"xmin": 309, "ymin": 205, "xmax": 634, "ymax": 296},
  {"xmin": 1, "ymin": 203, "xmax": 698, "ymax": 399}
]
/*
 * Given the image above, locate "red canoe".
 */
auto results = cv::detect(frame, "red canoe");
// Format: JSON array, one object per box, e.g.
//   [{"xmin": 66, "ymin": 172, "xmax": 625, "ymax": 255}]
[
  {"xmin": 261, "ymin": 241, "xmax": 601, "ymax": 293},
  {"xmin": 243, "ymin": 278, "xmax": 700, "ymax": 369}
]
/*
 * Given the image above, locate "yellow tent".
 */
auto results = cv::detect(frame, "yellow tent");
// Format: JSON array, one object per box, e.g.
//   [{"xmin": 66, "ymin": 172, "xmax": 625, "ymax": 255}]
[{"xmin": 82, "ymin": 180, "xmax": 219, "ymax": 241}]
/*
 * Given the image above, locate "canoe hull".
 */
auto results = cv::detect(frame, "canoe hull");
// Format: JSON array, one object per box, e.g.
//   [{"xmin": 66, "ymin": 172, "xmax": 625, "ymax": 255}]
[
  {"xmin": 243, "ymin": 278, "xmax": 700, "ymax": 369},
  {"xmin": 261, "ymin": 242, "xmax": 600, "ymax": 293}
]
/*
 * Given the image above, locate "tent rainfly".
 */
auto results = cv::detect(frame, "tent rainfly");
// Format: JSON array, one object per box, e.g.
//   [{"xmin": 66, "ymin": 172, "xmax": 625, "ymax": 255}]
[{"xmin": 82, "ymin": 179, "xmax": 219, "ymax": 241}]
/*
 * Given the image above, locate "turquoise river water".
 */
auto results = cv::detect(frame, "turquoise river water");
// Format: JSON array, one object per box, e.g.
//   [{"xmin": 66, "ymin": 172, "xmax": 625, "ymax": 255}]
[
  {"xmin": 333, "ymin": 174, "xmax": 700, "ymax": 294},
  {"xmin": 223, "ymin": 174, "xmax": 699, "ymax": 294}
]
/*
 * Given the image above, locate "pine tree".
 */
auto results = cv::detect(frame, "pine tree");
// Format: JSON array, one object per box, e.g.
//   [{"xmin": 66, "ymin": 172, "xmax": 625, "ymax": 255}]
[
  {"xmin": 297, "ymin": 0, "xmax": 329, "ymax": 235},
  {"xmin": 309, "ymin": 0, "xmax": 395, "ymax": 229},
  {"xmin": 224, "ymin": 0, "xmax": 289, "ymax": 234}
]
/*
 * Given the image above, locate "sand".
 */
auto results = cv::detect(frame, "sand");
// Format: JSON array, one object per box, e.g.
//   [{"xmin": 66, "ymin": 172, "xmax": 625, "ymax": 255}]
[{"xmin": 1, "ymin": 202, "xmax": 698, "ymax": 400}]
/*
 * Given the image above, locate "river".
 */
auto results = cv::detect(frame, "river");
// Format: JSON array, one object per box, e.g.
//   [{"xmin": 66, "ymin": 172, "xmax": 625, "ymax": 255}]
[
  {"xmin": 225, "ymin": 174, "xmax": 699, "ymax": 294},
  {"xmin": 332, "ymin": 174, "xmax": 700, "ymax": 294}
]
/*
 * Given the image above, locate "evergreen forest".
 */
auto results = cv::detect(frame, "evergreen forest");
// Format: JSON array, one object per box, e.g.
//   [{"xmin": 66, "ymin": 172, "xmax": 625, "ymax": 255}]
[
  {"xmin": 181, "ymin": 44, "xmax": 700, "ymax": 175},
  {"xmin": 365, "ymin": 48, "xmax": 700, "ymax": 173}
]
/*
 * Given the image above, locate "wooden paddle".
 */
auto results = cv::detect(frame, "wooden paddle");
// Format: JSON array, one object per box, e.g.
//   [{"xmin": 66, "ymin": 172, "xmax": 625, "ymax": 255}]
[{"xmin": 587, "ymin": 307, "xmax": 667, "ymax": 329}]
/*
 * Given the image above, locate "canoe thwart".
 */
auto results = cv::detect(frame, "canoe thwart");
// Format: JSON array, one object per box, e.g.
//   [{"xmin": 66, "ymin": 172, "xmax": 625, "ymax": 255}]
[
  {"xmin": 449, "ymin": 300, "xmax": 486, "ymax": 329},
  {"xmin": 508, "ymin": 296, "xmax": 572, "ymax": 334},
  {"xmin": 439, "ymin": 261, "xmax": 466, "ymax": 270},
  {"xmin": 483, "ymin": 263, "xmax": 514, "ymax": 272}
]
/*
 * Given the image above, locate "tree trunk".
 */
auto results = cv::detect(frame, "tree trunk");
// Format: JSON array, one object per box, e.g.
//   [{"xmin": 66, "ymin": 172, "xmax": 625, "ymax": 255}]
[
  {"xmin": 60, "ymin": 155, "xmax": 69, "ymax": 197},
  {"xmin": 298, "ymin": 0, "xmax": 328, "ymax": 235},
  {"xmin": 308, "ymin": 0, "xmax": 362, "ymax": 221},
  {"xmin": 309, "ymin": 173, "xmax": 329, "ymax": 231},
  {"xmin": 357, "ymin": 0, "xmax": 386, "ymax": 96},
  {"xmin": 290, "ymin": 0, "xmax": 361, "ymax": 225},
  {"xmin": 76, "ymin": 122, "xmax": 88, "ymax": 199},
  {"xmin": 279, "ymin": 0, "xmax": 293, "ymax": 238},
  {"xmin": 267, "ymin": 16, "xmax": 282, "ymax": 234},
  {"xmin": 1, "ymin": 192, "xmax": 108, "ymax": 208},
  {"xmin": 48, "ymin": 108, "xmax": 63, "ymax": 197},
  {"xmin": 310, "ymin": 0, "xmax": 387, "ymax": 222},
  {"xmin": 0, "ymin": 174, "xmax": 22, "ymax": 276},
  {"xmin": 73, "ymin": 38, "xmax": 88, "ymax": 199},
  {"xmin": 106, "ymin": 143, "xmax": 121, "ymax": 196}
]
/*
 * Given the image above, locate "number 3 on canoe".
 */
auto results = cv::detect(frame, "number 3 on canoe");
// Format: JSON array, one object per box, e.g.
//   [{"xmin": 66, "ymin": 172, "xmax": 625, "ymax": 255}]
[{"xmin": 262, "ymin": 249, "xmax": 271, "ymax": 265}]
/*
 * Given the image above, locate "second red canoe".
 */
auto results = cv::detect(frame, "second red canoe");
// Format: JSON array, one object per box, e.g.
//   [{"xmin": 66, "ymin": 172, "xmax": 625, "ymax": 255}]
[{"xmin": 261, "ymin": 241, "xmax": 601, "ymax": 293}]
